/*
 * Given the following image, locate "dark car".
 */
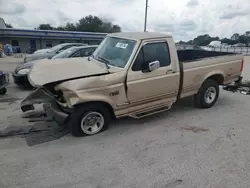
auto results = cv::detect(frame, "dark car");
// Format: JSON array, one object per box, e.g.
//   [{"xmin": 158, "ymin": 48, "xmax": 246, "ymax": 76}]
[
  {"xmin": 13, "ymin": 45, "xmax": 98, "ymax": 87},
  {"xmin": 23, "ymin": 43, "xmax": 87, "ymax": 63}
]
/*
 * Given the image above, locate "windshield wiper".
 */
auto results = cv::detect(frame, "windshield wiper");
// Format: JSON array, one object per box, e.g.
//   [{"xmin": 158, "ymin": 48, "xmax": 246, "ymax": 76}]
[{"xmin": 97, "ymin": 56, "xmax": 110, "ymax": 69}]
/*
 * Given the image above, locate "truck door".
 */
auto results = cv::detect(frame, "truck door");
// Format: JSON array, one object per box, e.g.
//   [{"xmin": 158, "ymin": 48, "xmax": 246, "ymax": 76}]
[{"xmin": 126, "ymin": 40, "xmax": 180, "ymax": 106}]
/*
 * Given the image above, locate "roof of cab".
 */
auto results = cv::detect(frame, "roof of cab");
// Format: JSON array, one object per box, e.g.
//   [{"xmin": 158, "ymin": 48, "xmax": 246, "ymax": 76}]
[{"xmin": 107, "ymin": 32, "xmax": 172, "ymax": 40}]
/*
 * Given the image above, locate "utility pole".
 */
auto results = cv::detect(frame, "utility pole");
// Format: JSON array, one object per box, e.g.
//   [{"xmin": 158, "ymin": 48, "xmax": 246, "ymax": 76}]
[{"xmin": 144, "ymin": 0, "xmax": 148, "ymax": 32}]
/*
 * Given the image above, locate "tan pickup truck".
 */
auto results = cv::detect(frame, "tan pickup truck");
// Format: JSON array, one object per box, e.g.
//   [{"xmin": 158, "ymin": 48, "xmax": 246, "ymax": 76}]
[{"xmin": 21, "ymin": 32, "xmax": 244, "ymax": 136}]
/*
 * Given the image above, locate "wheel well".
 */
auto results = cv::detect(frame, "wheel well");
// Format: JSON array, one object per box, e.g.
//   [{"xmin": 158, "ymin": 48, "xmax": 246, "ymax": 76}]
[
  {"xmin": 74, "ymin": 101, "xmax": 115, "ymax": 119},
  {"xmin": 207, "ymin": 74, "xmax": 224, "ymax": 85}
]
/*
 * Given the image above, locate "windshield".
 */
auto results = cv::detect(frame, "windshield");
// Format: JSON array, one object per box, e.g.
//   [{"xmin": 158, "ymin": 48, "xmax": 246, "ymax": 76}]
[
  {"xmin": 51, "ymin": 47, "xmax": 79, "ymax": 59},
  {"xmin": 92, "ymin": 36, "xmax": 136, "ymax": 68}
]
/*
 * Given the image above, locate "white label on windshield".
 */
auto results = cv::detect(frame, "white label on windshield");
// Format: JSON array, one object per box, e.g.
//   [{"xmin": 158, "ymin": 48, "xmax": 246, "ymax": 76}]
[{"xmin": 116, "ymin": 42, "xmax": 128, "ymax": 49}]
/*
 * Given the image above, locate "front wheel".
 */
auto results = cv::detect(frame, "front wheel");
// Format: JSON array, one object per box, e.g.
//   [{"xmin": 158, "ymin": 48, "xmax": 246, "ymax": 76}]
[
  {"xmin": 194, "ymin": 79, "xmax": 219, "ymax": 108},
  {"xmin": 69, "ymin": 104, "xmax": 111, "ymax": 137}
]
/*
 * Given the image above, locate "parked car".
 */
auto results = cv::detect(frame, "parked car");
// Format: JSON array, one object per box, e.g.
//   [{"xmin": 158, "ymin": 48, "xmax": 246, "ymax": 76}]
[
  {"xmin": 0, "ymin": 71, "xmax": 9, "ymax": 95},
  {"xmin": 23, "ymin": 43, "xmax": 87, "ymax": 63},
  {"xmin": 13, "ymin": 45, "xmax": 98, "ymax": 87},
  {"xmin": 21, "ymin": 32, "xmax": 244, "ymax": 137},
  {"xmin": 34, "ymin": 48, "xmax": 51, "ymax": 54}
]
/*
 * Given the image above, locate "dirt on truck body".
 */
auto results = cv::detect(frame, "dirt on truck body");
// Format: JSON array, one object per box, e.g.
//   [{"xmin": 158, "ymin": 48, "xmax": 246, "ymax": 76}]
[{"xmin": 21, "ymin": 32, "xmax": 244, "ymax": 136}]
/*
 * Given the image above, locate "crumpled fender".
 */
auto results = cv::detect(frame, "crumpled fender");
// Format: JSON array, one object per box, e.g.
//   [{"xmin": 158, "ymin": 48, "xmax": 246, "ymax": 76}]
[{"xmin": 20, "ymin": 88, "xmax": 54, "ymax": 112}]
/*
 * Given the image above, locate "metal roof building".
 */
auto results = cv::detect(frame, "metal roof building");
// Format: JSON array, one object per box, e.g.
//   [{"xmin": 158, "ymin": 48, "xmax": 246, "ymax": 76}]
[{"xmin": 0, "ymin": 18, "xmax": 107, "ymax": 53}]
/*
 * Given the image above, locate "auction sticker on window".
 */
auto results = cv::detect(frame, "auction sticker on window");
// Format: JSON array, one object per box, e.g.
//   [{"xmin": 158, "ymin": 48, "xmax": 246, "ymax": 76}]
[{"xmin": 116, "ymin": 42, "xmax": 128, "ymax": 49}]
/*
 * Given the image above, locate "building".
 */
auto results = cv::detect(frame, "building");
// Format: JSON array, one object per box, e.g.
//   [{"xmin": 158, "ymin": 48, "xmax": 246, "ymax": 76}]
[{"xmin": 0, "ymin": 18, "xmax": 107, "ymax": 53}]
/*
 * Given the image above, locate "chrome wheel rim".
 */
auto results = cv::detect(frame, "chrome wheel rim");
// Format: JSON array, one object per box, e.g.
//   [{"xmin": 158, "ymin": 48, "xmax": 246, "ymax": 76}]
[
  {"xmin": 80, "ymin": 112, "xmax": 104, "ymax": 135},
  {"xmin": 204, "ymin": 87, "xmax": 216, "ymax": 104}
]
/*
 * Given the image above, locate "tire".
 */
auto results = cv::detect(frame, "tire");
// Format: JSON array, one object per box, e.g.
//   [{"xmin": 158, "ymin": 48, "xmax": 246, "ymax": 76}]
[
  {"xmin": 69, "ymin": 103, "xmax": 111, "ymax": 137},
  {"xmin": 0, "ymin": 87, "xmax": 7, "ymax": 95},
  {"xmin": 194, "ymin": 79, "xmax": 219, "ymax": 108}
]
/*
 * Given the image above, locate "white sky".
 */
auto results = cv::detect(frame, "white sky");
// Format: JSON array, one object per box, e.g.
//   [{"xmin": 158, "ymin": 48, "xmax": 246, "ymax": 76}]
[{"xmin": 1, "ymin": 0, "xmax": 250, "ymax": 41}]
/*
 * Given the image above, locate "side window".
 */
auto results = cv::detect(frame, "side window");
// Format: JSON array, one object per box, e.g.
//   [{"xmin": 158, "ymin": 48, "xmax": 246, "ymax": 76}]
[
  {"xmin": 78, "ymin": 48, "xmax": 96, "ymax": 57},
  {"xmin": 73, "ymin": 51, "xmax": 81, "ymax": 57},
  {"xmin": 132, "ymin": 50, "xmax": 144, "ymax": 71},
  {"xmin": 131, "ymin": 42, "xmax": 171, "ymax": 71},
  {"xmin": 56, "ymin": 45, "xmax": 70, "ymax": 54},
  {"xmin": 143, "ymin": 42, "xmax": 170, "ymax": 67},
  {"xmin": 89, "ymin": 47, "xmax": 96, "ymax": 54},
  {"xmin": 80, "ymin": 49, "xmax": 89, "ymax": 57}
]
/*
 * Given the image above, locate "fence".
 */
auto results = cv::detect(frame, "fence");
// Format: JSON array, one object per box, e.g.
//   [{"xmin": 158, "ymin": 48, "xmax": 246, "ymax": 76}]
[{"xmin": 176, "ymin": 44, "xmax": 250, "ymax": 56}]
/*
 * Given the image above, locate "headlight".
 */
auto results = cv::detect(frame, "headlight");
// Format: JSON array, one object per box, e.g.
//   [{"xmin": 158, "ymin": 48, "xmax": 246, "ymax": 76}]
[{"xmin": 17, "ymin": 68, "xmax": 31, "ymax": 75}]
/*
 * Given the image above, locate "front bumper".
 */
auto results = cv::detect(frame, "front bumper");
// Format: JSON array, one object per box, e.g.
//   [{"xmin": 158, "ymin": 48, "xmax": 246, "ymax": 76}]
[
  {"xmin": 21, "ymin": 88, "xmax": 71, "ymax": 124},
  {"xmin": 43, "ymin": 102, "xmax": 69, "ymax": 124},
  {"xmin": 12, "ymin": 73, "xmax": 30, "ymax": 86},
  {"xmin": 21, "ymin": 88, "xmax": 55, "ymax": 112}
]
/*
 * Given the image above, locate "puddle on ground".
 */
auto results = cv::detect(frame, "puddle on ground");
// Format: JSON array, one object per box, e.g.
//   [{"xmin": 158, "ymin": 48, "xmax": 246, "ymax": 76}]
[
  {"xmin": 0, "ymin": 97, "xmax": 22, "ymax": 105},
  {"xmin": 0, "ymin": 121, "xmax": 69, "ymax": 146}
]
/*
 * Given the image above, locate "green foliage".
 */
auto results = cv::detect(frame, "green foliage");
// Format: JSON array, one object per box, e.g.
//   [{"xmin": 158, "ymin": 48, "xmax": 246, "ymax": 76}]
[
  {"xmin": 34, "ymin": 15, "xmax": 121, "ymax": 33},
  {"xmin": 35, "ymin": 24, "xmax": 54, "ymax": 30},
  {"xmin": 182, "ymin": 31, "xmax": 250, "ymax": 46},
  {"xmin": 5, "ymin": 23, "xmax": 12, "ymax": 28}
]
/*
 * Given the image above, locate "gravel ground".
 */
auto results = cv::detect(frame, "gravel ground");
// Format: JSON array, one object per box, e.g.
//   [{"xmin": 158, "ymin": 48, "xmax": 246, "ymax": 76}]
[{"xmin": 0, "ymin": 56, "xmax": 250, "ymax": 188}]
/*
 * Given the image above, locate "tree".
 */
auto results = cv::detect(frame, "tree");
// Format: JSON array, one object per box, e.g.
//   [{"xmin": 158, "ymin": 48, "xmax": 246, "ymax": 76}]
[
  {"xmin": 6, "ymin": 23, "xmax": 13, "ymax": 28},
  {"xmin": 179, "ymin": 31, "xmax": 250, "ymax": 46},
  {"xmin": 231, "ymin": 33, "xmax": 240, "ymax": 41},
  {"xmin": 34, "ymin": 15, "xmax": 122, "ymax": 33},
  {"xmin": 35, "ymin": 24, "xmax": 54, "ymax": 30},
  {"xmin": 77, "ymin": 15, "xmax": 104, "ymax": 32},
  {"xmin": 245, "ymin": 31, "xmax": 250, "ymax": 45},
  {"xmin": 111, "ymin": 25, "xmax": 121, "ymax": 32},
  {"xmin": 54, "ymin": 26, "xmax": 65, "ymax": 31},
  {"xmin": 192, "ymin": 34, "xmax": 219, "ymax": 46},
  {"xmin": 64, "ymin": 22, "xmax": 77, "ymax": 31}
]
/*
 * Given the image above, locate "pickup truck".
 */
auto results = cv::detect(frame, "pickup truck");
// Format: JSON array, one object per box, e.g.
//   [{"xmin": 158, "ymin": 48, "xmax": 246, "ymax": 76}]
[{"xmin": 21, "ymin": 32, "xmax": 244, "ymax": 137}]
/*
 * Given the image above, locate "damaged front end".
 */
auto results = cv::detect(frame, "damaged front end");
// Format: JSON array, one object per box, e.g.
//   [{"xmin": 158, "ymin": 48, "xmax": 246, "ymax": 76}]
[
  {"xmin": 20, "ymin": 88, "xmax": 55, "ymax": 112},
  {"xmin": 21, "ymin": 87, "xmax": 70, "ymax": 124}
]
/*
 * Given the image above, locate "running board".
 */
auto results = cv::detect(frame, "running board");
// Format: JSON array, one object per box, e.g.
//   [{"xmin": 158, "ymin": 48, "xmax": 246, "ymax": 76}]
[{"xmin": 129, "ymin": 105, "xmax": 171, "ymax": 119}]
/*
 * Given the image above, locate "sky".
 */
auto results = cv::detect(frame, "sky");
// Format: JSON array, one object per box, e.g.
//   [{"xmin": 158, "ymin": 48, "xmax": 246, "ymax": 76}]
[{"xmin": 0, "ymin": 0, "xmax": 250, "ymax": 41}]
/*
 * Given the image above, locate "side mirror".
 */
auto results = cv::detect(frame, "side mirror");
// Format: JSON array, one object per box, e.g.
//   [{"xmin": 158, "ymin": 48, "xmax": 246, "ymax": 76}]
[
  {"xmin": 148, "ymin": 60, "xmax": 160, "ymax": 71},
  {"xmin": 142, "ymin": 60, "xmax": 160, "ymax": 72}
]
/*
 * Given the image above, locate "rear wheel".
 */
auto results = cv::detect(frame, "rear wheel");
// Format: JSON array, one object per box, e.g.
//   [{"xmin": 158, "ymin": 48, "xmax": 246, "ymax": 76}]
[
  {"xmin": 194, "ymin": 79, "xmax": 219, "ymax": 108},
  {"xmin": 69, "ymin": 104, "xmax": 111, "ymax": 137}
]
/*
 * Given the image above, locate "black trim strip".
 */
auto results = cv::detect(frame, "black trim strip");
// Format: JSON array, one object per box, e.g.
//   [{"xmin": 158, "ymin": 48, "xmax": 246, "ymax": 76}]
[{"xmin": 177, "ymin": 62, "xmax": 183, "ymax": 101}]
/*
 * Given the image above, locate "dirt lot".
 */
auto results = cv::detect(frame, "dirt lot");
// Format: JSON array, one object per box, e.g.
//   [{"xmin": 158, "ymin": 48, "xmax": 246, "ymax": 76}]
[{"xmin": 0, "ymin": 56, "xmax": 250, "ymax": 188}]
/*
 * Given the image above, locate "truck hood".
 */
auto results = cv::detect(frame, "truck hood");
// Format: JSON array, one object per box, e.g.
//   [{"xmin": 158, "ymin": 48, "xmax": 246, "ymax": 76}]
[{"xmin": 28, "ymin": 58, "xmax": 110, "ymax": 87}]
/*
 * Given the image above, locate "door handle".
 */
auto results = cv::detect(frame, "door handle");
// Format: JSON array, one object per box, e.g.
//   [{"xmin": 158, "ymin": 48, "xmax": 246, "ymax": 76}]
[{"xmin": 166, "ymin": 69, "xmax": 175, "ymax": 74}]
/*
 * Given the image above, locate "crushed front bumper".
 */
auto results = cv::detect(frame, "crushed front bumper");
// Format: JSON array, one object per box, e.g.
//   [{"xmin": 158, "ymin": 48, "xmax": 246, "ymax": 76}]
[
  {"xmin": 43, "ymin": 102, "xmax": 69, "ymax": 124},
  {"xmin": 21, "ymin": 88, "xmax": 55, "ymax": 112},
  {"xmin": 21, "ymin": 88, "xmax": 70, "ymax": 124}
]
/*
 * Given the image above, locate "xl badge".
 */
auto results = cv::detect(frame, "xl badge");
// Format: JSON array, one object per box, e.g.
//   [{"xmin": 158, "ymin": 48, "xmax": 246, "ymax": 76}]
[{"xmin": 109, "ymin": 91, "xmax": 119, "ymax": 96}]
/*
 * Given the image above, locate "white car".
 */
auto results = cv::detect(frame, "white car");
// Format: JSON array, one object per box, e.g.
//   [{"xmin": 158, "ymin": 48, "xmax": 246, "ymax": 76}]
[{"xmin": 34, "ymin": 48, "xmax": 51, "ymax": 54}]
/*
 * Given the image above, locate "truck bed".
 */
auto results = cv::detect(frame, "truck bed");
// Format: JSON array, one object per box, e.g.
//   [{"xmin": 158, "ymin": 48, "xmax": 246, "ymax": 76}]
[{"xmin": 177, "ymin": 49, "xmax": 236, "ymax": 63}]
